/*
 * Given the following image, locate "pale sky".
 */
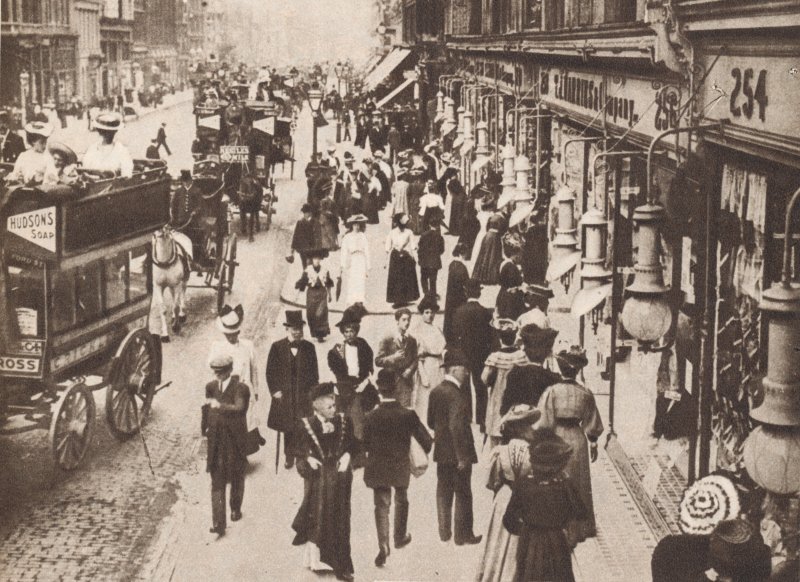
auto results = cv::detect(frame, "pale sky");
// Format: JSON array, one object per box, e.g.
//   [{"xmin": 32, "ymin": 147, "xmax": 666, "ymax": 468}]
[{"xmin": 227, "ymin": 0, "xmax": 378, "ymax": 67}]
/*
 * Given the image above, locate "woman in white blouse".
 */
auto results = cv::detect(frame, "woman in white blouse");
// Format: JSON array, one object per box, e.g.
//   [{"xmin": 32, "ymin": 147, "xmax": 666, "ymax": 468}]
[{"xmin": 385, "ymin": 213, "xmax": 420, "ymax": 308}]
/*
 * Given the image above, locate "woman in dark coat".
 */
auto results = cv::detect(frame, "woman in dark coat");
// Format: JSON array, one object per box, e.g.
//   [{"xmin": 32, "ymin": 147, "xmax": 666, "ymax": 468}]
[
  {"xmin": 385, "ymin": 213, "xmax": 420, "ymax": 307},
  {"xmin": 446, "ymin": 175, "xmax": 467, "ymax": 236},
  {"xmin": 457, "ymin": 198, "xmax": 481, "ymax": 261},
  {"xmin": 495, "ymin": 246, "xmax": 527, "ymax": 320},
  {"xmin": 443, "ymin": 242, "xmax": 470, "ymax": 343},
  {"xmin": 502, "ymin": 429, "xmax": 586, "ymax": 582},
  {"xmin": 472, "ymin": 213, "xmax": 508, "ymax": 285}
]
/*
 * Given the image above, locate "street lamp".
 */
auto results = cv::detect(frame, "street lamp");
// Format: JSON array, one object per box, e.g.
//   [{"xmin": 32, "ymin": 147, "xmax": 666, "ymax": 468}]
[{"xmin": 307, "ymin": 86, "xmax": 323, "ymax": 159}]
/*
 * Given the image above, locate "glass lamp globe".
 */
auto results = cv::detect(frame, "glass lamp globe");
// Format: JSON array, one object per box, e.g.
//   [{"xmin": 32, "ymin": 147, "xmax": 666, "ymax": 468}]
[
  {"xmin": 620, "ymin": 294, "xmax": 672, "ymax": 343},
  {"xmin": 307, "ymin": 88, "xmax": 323, "ymax": 113}
]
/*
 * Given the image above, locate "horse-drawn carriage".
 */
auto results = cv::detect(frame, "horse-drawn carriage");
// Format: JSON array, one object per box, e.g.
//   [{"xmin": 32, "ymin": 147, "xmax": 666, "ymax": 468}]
[
  {"xmin": 192, "ymin": 103, "xmax": 228, "ymax": 162},
  {"xmin": 0, "ymin": 161, "xmax": 170, "ymax": 470}
]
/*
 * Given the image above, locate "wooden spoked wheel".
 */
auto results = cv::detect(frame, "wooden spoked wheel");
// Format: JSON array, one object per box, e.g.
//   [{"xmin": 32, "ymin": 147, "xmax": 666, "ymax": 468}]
[
  {"xmin": 105, "ymin": 330, "xmax": 158, "ymax": 440},
  {"xmin": 49, "ymin": 382, "xmax": 96, "ymax": 471}
]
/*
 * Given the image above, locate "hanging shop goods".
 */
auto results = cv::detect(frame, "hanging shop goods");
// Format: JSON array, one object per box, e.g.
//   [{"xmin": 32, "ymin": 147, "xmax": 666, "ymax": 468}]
[
  {"xmin": 547, "ymin": 184, "xmax": 581, "ymax": 290},
  {"xmin": 620, "ymin": 203, "xmax": 672, "ymax": 344}
]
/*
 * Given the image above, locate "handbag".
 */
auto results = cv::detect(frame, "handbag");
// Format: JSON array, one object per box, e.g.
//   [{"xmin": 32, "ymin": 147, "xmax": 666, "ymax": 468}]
[
  {"xmin": 244, "ymin": 427, "xmax": 265, "ymax": 456},
  {"xmin": 409, "ymin": 436, "xmax": 428, "ymax": 478}
]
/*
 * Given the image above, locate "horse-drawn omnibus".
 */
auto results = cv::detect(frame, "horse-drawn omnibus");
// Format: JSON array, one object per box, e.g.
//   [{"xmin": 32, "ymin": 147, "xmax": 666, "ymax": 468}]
[{"xmin": 0, "ymin": 161, "xmax": 170, "ymax": 470}]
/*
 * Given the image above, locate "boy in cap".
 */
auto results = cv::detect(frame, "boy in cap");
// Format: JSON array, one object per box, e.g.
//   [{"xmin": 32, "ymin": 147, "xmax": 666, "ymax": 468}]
[
  {"xmin": 363, "ymin": 369, "xmax": 433, "ymax": 567},
  {"xmin": 427, "ymin": 348, "xmax": 482, "ymax": 545},
  {"xmin": 266, "ymin": 310, "xmax": 319, "ymax": 469},
  {"xmin": 204, "ymin": 354, "xmax": 250, "ymax": 535},
  {"xmin": 292, "ymin": 382, "xmax": 357, "ymax": 582}
]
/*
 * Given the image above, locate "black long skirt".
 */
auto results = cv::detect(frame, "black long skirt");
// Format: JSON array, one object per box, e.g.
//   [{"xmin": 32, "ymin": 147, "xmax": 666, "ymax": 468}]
[
  {"xmin": 472, "ymin": 231, "xmax": 503, "ymax": 285},
  {"xmin": 386, "ymin": 250, "xmax": 420, "ymax": 305}
]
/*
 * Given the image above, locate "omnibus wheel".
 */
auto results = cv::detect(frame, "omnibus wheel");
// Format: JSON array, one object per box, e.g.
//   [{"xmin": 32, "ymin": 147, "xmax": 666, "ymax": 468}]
[
  {"xmin": 106, "ymin": 329, "xmax": 158, "ymax": 440},
  {"xmin": 50, "ymin": 382, "xmax": 96, "ymax": 471}
]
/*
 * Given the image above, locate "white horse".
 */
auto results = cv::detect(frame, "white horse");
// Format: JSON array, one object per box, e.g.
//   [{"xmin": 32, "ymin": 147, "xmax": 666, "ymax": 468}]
[{"xmin": 151, "ymin": 226, "xmax": 190, "ymax": 342}]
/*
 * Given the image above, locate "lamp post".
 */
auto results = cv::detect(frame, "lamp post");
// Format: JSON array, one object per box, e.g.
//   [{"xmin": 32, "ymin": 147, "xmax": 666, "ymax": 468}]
[{"xmin": 307, "ymin": 86, "xmax": 323, "ymax": 159}]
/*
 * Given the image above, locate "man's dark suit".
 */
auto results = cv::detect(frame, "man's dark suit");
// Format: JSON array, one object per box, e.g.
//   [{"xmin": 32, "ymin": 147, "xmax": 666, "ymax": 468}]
[
  {"xmin": 375, "ymin": 333, "xmax": 418, "ymax": 409},
  {"xmin": 266, "ymin": 338, "xmax": 319, "ymax": 458},
  {"xmin": 418, "ymin": 228, "xmax": 444, "ymax": 298},
  {"xmin": 205, "ymin": 375, "xmax": 250, "ymax": 532},
  {"xmin": 451, "ymin": 299, "xmax": 493, "ymax": 430},
  {"xmin": 364, "ymin": 400, "xmax": 432, "ymax": 549},
  {"xmin": 427, "ymin": 377, "xmax": 477, "ymax": 543},
  {"xmin": 0, "ymin": 131, "xmax": 25, "ymax": 163},
  {"xmin": 328, "ymin": 337, "xmax": 379, "ymax": 441}
]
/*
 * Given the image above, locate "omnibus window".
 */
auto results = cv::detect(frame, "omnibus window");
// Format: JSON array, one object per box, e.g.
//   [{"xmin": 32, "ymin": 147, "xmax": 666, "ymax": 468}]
[
  {"xmin": 105, "ymin": 252, "xmax": 128, "ymax": 309},
  {"xmin": 129, "ymin": 246, "xmax": 148, "ymax": 300},
  {"xmin": 4, "ymin": 257, "xmax": 46, "ymax": 339},
  {"xmin": 75, "ymin": 263, "xmax": 102, "ymax": 324},
  {"xmin": 50, "ymin": 270, "xmax": 76, "ymax": 332}
]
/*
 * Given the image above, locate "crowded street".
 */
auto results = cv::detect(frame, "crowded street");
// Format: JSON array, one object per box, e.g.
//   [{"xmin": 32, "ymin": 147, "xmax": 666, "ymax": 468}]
[{"xmin": 1, "ymin": 1, "xmax": 799, "ymax": 582}]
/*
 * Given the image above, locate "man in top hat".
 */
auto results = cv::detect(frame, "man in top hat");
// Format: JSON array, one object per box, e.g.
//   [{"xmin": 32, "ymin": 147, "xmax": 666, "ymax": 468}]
[
  {"xmin": 291, "ymin": 382, "xmax": 357, "ymax": 582},
  {"xmin": 266, "ymin": 310, "xmax": 320, "ymax": 469},
  {"xmin": 501, "ymin": 323, "xmax": 560, "ymax": 416},
  {"xmin": 156, "ymin": 121, "xmax": 171, "ymax": 156},
  {"xmin": 327, "ymin": 307, "xmax": 379, "ymax": 449},
  {"xmin": 427, "ymin": 347, "xmax": 482, "ymax": 546},
  {"xmin": 208, "ymin": 304, "xmax": 260, "ymax": 431},
  {"xmin": 363, "ymin": 368, "xmax": 433, "ymax": 567},
  {"xmin": 0, "ymin": 111, "xmax": 25, "ymax": 164},
  {"xmin": 204, "ymin": 354, "xmax": 250, "ymax": 536},
  {"xmin": 82, "ymin": 111, "xmax": 134, "ymax": 178},
  {"xmin": 451, "ymin": 278, "xmax": 493, "ymax": 432},
  {"xmin": 8, "ymin": 121, "xmax": 58, "ymax": 186},
  {"xmin": 375, "ymin": 308, "xmax": 419, "ymax": 409}
]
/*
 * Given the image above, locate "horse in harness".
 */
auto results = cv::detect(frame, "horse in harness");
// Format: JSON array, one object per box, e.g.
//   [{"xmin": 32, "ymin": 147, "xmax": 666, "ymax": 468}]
[{"xmin": 151, "ymin": 225, "xmax": 191, "ymax": 342}]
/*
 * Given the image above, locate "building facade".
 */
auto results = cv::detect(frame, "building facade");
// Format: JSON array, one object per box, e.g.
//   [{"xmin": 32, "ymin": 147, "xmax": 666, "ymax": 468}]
[
  {"xmin": 1, "ymin": 0, "xmax": 79, "ymax": 108},
  {"xmin": 72, "ymin": 0, "xmax": 103, "ymax": 102},
  {"xmin": 99, "ymin": 0, "xmax": 134, "ymax": 97}
]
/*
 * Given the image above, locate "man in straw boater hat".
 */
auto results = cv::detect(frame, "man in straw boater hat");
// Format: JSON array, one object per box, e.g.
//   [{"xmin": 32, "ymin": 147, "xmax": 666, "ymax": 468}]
[
  {"xmin": 82, "ymin": 111, "xmax": 134, "ymax": 178},
  {"xmin": 502, "ymin": 428, "xmax": 586, "ymax": 582},
  {"xmin": 266, "ymin": 310, "xmax": 319, "ymax": 470},
  {"xmin": 451, "ymin": 278, "xmax": 493, "ymax": 433},
  {"xmin": 538, "ymin": 345, "xmax": 604, "ymax": 547},
  {"xmin": 7, "ymin": 121, "xmax": 58, "ymax": 186},
  {"xmin": 204, "ymin": 354, "xmax": 250, "ymax": 536},
  {"xmin": 427, "ymin": 347, "xmax": 482, "ymax": 546},
  {"xmin": 327, "ymin": 306, "xmax": 378, "ymax": 458},
  {"xmin": 501, "ymin": 322, "xmax": 560, "ymax": 416},
  {"xmin": 363, "ymin": 368, "xmax": 433, "ymax": 568},
  {"xmin": 291, "ymin": 382, "xmax": 357, "ymax": 582},
  {"xmin": 207, "ymin": 304, "xmax": 260, "ymax": 432}
]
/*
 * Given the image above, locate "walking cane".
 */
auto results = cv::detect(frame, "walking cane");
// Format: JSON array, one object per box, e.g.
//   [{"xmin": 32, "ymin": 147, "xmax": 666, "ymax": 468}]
[{"xmin": 275, "ymin": 431, "xmax": 281, "ymax": 474}]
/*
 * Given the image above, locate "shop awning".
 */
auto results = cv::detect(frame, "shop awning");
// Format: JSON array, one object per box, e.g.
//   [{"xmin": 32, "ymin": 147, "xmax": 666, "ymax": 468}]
[
  {"xmin": 363, "ymin": 48, "xmax": 412, "ymax": 91},
  {"xmin": 376, "ymin": 77, "xmax": 415, "ymax": 109}
]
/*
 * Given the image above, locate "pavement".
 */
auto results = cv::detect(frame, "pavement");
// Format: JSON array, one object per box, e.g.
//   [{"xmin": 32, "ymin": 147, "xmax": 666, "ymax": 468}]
[{"xmin": 0, "ymin": 98, "xmax": 665, "ymax": 582}]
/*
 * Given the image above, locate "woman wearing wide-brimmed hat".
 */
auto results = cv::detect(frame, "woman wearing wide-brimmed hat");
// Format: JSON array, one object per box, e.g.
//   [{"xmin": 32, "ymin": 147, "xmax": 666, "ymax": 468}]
[
  {"xmin": 8, "ymin": 121, "xmax": 58, "ymax": 186},
  {"xmin": 475, "ymin": 405, "xmax": 541, "ymax": 582},
  {"xmin": 82, "ymin": 111, "xmax": 134, "ymax": 178},
  {"xmin": 482, "ymin": 319, "xmax": 528, "ymax": 449},
  {"xmin": 295, "ymin": 248, "xmax": 335, "ymax": 342},
  {"xmin": 538, "ymin": 346, "xmax": 604, "ymax": 546},
  {"xmin": 501, "ymin": 323, "xmax": 560, "ymax": 416},
  {"xmin": 502, "ymin": 429, "xmax": 586, "ymax": 582},
  {"xmin": 339, "ymin": 214, "xmax": 370, "ymax": 308}
]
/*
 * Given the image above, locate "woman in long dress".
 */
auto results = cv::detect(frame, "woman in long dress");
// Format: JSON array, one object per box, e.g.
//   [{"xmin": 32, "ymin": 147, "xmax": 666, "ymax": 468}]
[
  {"xmin": 364, "ymin": 164, "xmax": 381, "ymax": 224},
  {"xmin": 412, "ymin": 295, "xmax": 446, "ymax": 422},
  {"xmin": 296, "ymin": 250, "xmax": 334, "ymax": 341},
  {"xmin": 457, "ymin": 197, "xmax": 481, "ymax": 261},
  {"xmin": 318, "ymin": 195, "xmax": 340, "ymax": 251},
  {"xmin": 339, "ymin": 215, "xmax": 370, "ymax": 309},
  {"xmin": 469, "ymin": 198, "xmax": 495, "ymax": 267},
  {"xmin": 538, "ymin": 346, "xmax": 604, "ymax": 547},
  {"xmin": 475, "ymin": 405, "xmax": 540, "ymax": 582},
  {"xmin": 472, "ymin": 213, "xmax": 507, "ymax": 285},
  {"xmin": 447, "ymin": 176, "xmax": 467, "ymax": 236},
  {"xmin": 482, "ymin": 324, "xmax": 529, "ymax": 448},
  {"xmin": 385, "ymin": 213, "xmax": 420, "ymax": 308},
  {"xmin": 502, "ymin": 429, "xmax": 587, "ymax": 582}
]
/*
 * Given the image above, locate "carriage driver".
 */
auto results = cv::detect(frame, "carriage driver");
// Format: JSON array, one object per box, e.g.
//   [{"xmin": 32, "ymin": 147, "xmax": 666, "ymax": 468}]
[{"xmin": 82, "ymin": 112, "xmax": 134, "ymax": 178}]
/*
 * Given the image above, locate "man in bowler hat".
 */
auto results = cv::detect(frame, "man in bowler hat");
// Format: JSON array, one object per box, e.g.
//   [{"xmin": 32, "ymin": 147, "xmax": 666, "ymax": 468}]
[
  {"xmin": 205, "ymin": 354, "xmax": 250, "ymax": 535},
  {"xmin": 363, "ymin": 369, "xmax": 433, "ymax": 567},
  {"xmin": 266, "ymin": 310, "xmax": 320, "ymax": 469},
  {"xmin": 427, "ymin": 348, "xmax": 482, "ymax": 546}
]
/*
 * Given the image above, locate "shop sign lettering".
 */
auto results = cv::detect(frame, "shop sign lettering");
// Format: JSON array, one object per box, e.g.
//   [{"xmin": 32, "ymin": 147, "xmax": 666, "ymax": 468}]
[
  {"xmin": 540, "ymin": 70, "xmax": 683, "ymax": 137},
  {"xmin": 51, "ymin": 334, "xmax": 111, "ymax": 373},
  {"xmin": 0, "ymin": 355, "xmax": 42, "ymax": 377},
  {"xmin": 220, "ymin": 145, "xmax": 249, "ymax": 163},
  {"xmin": 7, "ymin": 207, "xmax": 57, "ymax": 253}
]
